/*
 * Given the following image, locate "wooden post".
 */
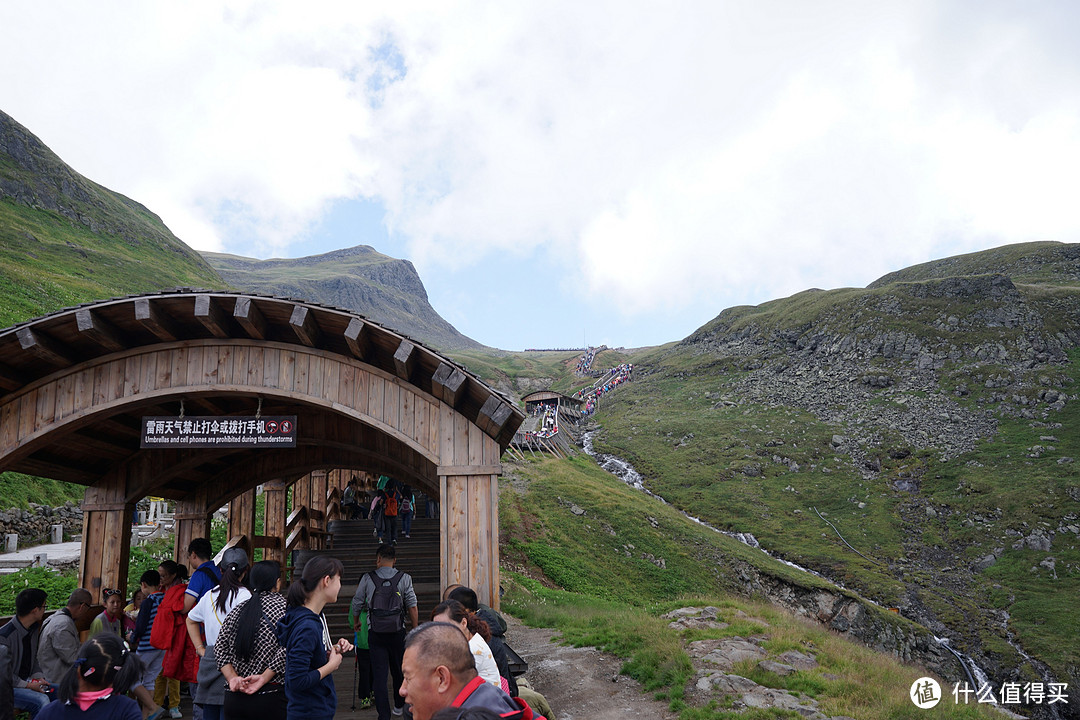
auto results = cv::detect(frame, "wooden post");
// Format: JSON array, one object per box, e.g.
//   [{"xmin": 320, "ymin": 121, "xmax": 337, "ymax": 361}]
[
  {"xmin": 293, "ymin": 473, "xmax": 314, "ymax": 549},
  {"xmin": 263, "ymin": 479, "xmax": 288, "ymax": 565},
  {"xmin": 174, "ymin": 498, "xmax": 211, "ymax": 562},
  {"xmin": 311, "ymin": 470, "xmax": 328, "ymax": 549},
  {"xmin": 80, "ymin": 486, "xmax": 134, "ymax": 604},
  {"xmin": 311, "ymin": 470, "xmax": 328, "ymax": 517},
  {"xmin": 439, "ymin": 472, "xmax": 500, "ymax": 610},
  {"xmin": 228, "ymin": 488, "xmax": 257, "ymax": 562}
]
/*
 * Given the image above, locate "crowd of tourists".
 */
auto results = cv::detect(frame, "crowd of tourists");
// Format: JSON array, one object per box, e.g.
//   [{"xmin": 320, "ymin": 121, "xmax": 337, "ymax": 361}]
[
  {"xmin": 2, "ymin": 535, "xmax": 552, "ymax": 720},
  {"xmin": 0, "ymin": 537, "xmax": 239, "ymax": 720},
  {"xmin": 342, "ymin": 475, "xmax": 429, "ymax": 544},
  {"xmin": 573, "ymin": 348, "xmax": 597, "ymax": 375},
  {"xmin": 576, "ymin": 363, "xmax": 633, "ymax": 416}
]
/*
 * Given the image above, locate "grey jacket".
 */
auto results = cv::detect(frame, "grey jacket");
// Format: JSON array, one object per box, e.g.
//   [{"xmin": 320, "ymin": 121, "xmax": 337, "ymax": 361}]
[
  {"xmin": 0, "ymin": 616, "xmax": 41, "ymax": 688},
  {"xmin": 37, "ymin": 609, "xmax": 79, "ymax": 683}
]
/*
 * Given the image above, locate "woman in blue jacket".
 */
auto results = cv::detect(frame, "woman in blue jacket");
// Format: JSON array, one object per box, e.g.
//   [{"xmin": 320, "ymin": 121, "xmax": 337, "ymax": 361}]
[{"xmin": 274, "ymin": 557, "xmax": 354, "ymax": 720}]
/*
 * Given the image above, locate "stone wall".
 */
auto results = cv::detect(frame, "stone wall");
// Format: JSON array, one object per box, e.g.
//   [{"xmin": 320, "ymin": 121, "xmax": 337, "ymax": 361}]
[{"xmin": 0, "ymin": 502, "xmax": 82, "ymax": 547}]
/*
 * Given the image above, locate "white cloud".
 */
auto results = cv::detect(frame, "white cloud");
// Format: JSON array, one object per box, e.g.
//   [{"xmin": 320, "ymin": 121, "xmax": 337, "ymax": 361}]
[{"xmin": 3, "ymin": 0, "xmax": 1080, "ymax": 332}]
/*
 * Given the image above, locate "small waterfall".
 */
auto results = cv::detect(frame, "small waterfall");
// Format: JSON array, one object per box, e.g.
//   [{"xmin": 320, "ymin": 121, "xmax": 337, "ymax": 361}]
[
  {"xmin": 580, "ymin": 430, "xmax": 1018, "ymax": 712},
  {"xmin": 583, "ymin": 431, "xmax": 856, "ymax": 587}
]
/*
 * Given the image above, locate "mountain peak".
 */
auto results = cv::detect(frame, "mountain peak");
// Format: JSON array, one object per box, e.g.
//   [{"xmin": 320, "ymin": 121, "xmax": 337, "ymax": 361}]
[{"xmin": 201, "ymin": 247, "xmax": 483, "ymax": 351}]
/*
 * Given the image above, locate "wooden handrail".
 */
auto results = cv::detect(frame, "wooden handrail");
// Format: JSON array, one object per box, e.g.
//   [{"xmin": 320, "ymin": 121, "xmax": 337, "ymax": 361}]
[
  {"xmin": 253, "ymin": 535, "xmax": 282, "ymax": 550},
  {"xmin": 285, "ymin": 525, "xmax": 308, "ymax": 554},
  {"xmin": 285, "ymin": 506, "xmax": 307, "ymax": 533},
  {"xmin": 325, "ymin": 499, "xmax": 341, "ymax": 524},
  {"xmin": 214, "ymin": 534, "xmax": 253, "ymax": 563}
]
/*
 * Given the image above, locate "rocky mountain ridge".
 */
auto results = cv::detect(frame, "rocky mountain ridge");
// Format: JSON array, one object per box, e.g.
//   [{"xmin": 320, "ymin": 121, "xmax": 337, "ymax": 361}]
[
  {"xmin": 0, "ymin": 109, "xmax": 216, "ymax": 272},
  {"xmin": 203, "ymin": 246, "xmax": 485, "ymax": 351},
  {"xmin": 682, "ymin": 253, "xmax": 1080, "ymax": 463}
]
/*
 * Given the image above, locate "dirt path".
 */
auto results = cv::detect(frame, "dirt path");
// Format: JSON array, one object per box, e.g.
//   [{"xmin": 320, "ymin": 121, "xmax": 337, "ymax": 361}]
[{"xmin": 505, "ymin": 615, "xmax": 675, "ymax": 720}]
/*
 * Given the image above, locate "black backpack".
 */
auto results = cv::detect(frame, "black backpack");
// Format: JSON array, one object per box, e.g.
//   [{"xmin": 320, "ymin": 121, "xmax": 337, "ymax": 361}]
[{"xmin": 367, "ymin": 570, "xmax": 405, "ymax": 633}]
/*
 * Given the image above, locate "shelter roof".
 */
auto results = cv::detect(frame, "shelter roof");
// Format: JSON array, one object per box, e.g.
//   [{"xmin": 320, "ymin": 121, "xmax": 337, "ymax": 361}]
[
  {"xmin": 522, "ymin": 389, "xmax": 582, "ymax": 406},
  {"xmin": 0, "ymin": 291, "xmax": 524, "ymax": 488}
]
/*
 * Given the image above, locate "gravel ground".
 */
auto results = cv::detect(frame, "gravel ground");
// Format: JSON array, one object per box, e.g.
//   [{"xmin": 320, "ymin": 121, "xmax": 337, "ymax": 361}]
[{"xmin": 505, "ymin": 615, "xmax": 676, "ymax": 720}]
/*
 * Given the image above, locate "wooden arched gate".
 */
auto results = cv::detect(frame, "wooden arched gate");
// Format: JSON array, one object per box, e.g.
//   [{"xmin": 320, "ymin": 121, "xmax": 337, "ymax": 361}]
[{"xmin": 0, "ymin": 291, "xmax": 522, "ymax": 608}]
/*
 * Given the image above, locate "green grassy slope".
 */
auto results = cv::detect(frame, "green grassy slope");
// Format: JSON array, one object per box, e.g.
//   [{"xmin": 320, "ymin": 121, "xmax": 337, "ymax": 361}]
[
  {"xmin": 0, "ymin": 198, "xmax": 224, "ymax": 327},
  {"xmin": 577, "ymin": 253, "xmax": 1080, "ymax": 696},
  {"xmin": 0, "ymin": 109, "xmax": 226, "ymax": 505},
  {"xmin": 869, "ymin": 241, "xmax": 1080, "ymax": 288},
  {"xmin": 500, "ymin": 454, "xmax": 1000, "ymax": 719},
  {"xmin": 0, "ymin": 109, "xmax": 224, "ymax": 328}
]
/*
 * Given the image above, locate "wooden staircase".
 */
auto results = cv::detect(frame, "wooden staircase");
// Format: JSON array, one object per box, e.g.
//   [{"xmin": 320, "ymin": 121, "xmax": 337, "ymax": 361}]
[{"xmin": 294, "ymin": 515, "xmax": 442, "ymax": 715}]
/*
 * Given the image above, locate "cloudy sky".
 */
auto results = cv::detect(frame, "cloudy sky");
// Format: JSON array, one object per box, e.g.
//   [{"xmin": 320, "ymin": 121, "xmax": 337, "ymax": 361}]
[{"xmin": 3, "ymin": 2, "xmax": 1080, "ymax": 350}]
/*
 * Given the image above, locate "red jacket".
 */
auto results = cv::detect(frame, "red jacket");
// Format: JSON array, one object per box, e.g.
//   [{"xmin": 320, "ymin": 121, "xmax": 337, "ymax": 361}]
[{"xmin": 152, "ymin": 584, "xmax": 199, "ymax": 683}]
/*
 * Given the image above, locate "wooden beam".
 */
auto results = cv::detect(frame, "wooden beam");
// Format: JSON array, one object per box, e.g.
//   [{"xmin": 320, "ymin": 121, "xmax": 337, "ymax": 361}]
[
  {"xmin": 195, "ymin": 295, "xmax": 231, "ymax": 338},
  {"xmin": 134, "ymin": 298, "xmax": 182, "ymax": 341},
  {"xmin": 187, "ymin": 396, "xmax": 229, "ymax": 415},
  {"xmin": 263, "ymin": 479, "xmax": 288, "ymax": 565},
  {"xmin": 437, "ymin": 465, "xmax": 501, "ymax": 476},
  {"xmin": 0, "ymin": 361, "xmax": 26, "ymax": 393},
  {"xmin": 16, "ymin": 327, "xmax": 74, "ymax": 367},
  {"xmin": 477, "ymin": 395, "xmax": 513, "ymax": 437},
  {"xmin": 97, "ymin": 417, "xmax": 141, "ymax": 439},
  {"xmin": 65, "ymin": 431, "xmax": 133, "ymax": 459},
  {"xmin": 75, "ymin": 309, "xmax": 126, "ymax": 352},
  {"xmin": 253, "ymin": 535, "xmax": 282, "ymax": 550},
  {"xmin": 228, "ymin": 488, "xmax": 257, "ymax": 554},
  {"xmin": 233, "ymin": 297, "xmax": 268, "ymax": 340},
  {"xmin": 344, "ymin": 318, "xmax": 369, "ymax": 359},
  {"xmin": 15, "ymin": 456, "xmax": 99, "ymax": 484},
  {"xmin": 289, "ymin": 306, "xmax": 320, "ymax": 347},
  {"xmin": 393, "ymin": 340, "xmax": 416, "ymax": 381},
  {"xmin": 432, "ymin": 362, "xmax": 467, "ymax": 407}
]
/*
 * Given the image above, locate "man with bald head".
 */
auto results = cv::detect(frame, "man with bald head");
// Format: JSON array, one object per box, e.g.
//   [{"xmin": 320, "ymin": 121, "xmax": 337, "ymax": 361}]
[
  {"xmin": 399, "ymin": 623, "xmax": 537, "ymax": 720},
  {"xmin": 37, "ymin": 588, "xmax": 93, "ymax": 684}
]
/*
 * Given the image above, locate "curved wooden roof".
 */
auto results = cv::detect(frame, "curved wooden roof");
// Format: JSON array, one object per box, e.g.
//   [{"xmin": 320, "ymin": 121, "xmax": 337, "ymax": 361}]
[
  {"xmin": 522, "ymin": 389, "xmax": 582, "ymax": 406},
  {"xmin": 0, "ymin": 290, "xmax": 523, "ymax": 488}
]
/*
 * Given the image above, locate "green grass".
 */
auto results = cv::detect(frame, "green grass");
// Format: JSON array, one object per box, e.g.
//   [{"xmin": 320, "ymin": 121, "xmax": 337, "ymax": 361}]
[
  {"xmin": 0, "ymin": 198, "xmax": 224, "ymax": 327},
  {"xmin": 499, "ymin": 457, "xmax": 1001, "ymax": 720},
  {"xmin": 581, "ymin": 332, "xmax": 1080, "ymax": 694},
  {"xmin": 0, "ymin": 566, "xmax": 78, "ymax": 614},
  {"xmin": 0, "ymin": 472, "xmax": 84, "ymax": 509}
]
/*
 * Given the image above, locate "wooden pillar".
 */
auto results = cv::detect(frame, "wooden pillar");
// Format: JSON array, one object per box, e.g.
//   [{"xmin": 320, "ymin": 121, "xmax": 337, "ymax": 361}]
[
  {"xmin": 311, "ymin": 470, "xmax": 328, "ymax": 517},
  {"xmin": 439, "ymin": 471, "xmax": 500, "ymax": 610},
  {"xmin": 263, "ymin": 479, "xmax": 288, "ymax": 565},
  {"xmin": 80, "ymin": 486, "xmax": 134, "ymax": 604},
  {"xmin": 294, "ymin": 473, "xmax": 312, "ymax": 513},
  {"xmin": 174, "ymin": 497, "xmax": 211, "ymax": 563},
  {"xmin": 311, "ymin": 470, "xmax": 328, "ymax": 549},
  {"xmin": 228, "ymin": 487, "xmax": 257, "ymax": 562}
]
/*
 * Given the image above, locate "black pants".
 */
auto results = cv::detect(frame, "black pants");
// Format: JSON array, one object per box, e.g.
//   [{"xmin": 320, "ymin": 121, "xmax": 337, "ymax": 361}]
[
  {"xmin": 357, "ymin": 648, "xmax": 373, "ymax": 700},
  {"xmin": 369, "ymin": 630, "xmax": 405, "ymax": 720},
  {"xmin": 222, "ymin": 686, "xmax": 286, "ymax": 720}
]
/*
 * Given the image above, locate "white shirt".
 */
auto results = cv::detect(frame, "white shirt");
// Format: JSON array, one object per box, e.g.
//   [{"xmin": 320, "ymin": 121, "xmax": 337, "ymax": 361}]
[
  {"xmin": 188, "ymin": 586, "xmax": 251, "ymax": 647},
  {"xmin": 469, "ymin": 633, "xmax": 501, "ymax": 687}
]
